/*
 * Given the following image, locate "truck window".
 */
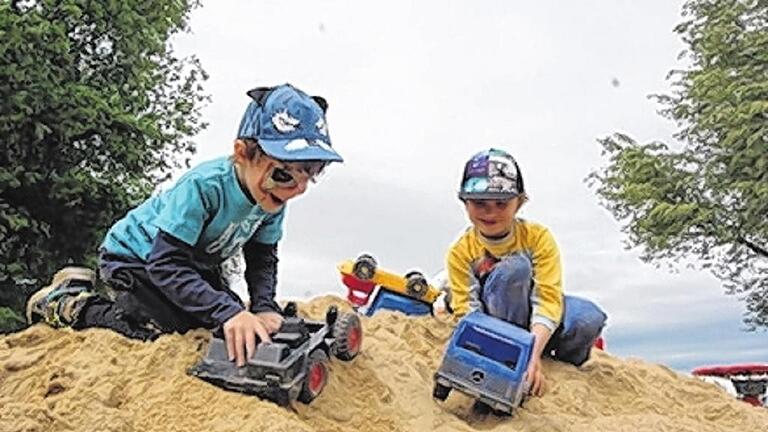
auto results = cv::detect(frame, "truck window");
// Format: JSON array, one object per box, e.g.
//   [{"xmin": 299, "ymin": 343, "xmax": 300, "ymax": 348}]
[{"xmin": 456, "ymin": 325, "xmax": 522, "ymax": 370}]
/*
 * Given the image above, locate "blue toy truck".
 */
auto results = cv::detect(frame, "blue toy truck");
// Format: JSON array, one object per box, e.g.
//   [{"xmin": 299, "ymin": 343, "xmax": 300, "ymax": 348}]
[{"xmin": 433, "ymin": 311, "xmax": 534, "ymax": 415}]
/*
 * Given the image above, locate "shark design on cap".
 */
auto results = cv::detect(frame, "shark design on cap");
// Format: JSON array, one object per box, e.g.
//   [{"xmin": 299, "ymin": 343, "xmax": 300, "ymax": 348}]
[{"xmin": 237, "ymin": 84, "xmax": 343, "ymax": 162}]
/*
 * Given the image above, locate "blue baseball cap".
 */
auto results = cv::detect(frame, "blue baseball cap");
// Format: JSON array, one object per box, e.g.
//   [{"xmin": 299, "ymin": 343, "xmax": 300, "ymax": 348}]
[
  {"xmin": 458, "ymin": 148, "xmax": 525, "ymax": 200},
  {"xmin": 236, "ymin": 84, "xmax": 343, "ymax": 162}
]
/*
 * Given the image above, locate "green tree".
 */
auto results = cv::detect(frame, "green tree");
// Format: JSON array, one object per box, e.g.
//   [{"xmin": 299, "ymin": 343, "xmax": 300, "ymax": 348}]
[
  {"xmin": 589, "ymin": 0, "xmax": 767, "ymax": 328},
  {"xmin": 0, "ymin": 0, "xmax": 208, "ymax": 331},
  {"xmin": 0, "ymin": 306, "xmax": 24, "ymax": 333}
]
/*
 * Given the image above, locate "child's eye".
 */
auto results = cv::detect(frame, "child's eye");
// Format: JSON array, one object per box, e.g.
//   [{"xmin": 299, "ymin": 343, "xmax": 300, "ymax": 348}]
[
  {"xmin": 271, "ymin": 167, "xmax": 295, "ymax": 183},
  {"xmin": 469, "ymin": 200, "xmax": 488, "ymax": 210}
]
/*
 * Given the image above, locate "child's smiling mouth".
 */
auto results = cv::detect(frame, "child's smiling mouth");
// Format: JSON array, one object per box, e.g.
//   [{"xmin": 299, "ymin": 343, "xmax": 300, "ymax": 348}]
[{"xmin": 269, "ymin": 193, "xmax": 285, "ymax": 206}]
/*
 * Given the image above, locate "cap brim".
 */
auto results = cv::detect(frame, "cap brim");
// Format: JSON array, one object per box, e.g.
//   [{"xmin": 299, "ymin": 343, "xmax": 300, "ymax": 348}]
[
  {"xmin": 458, "ymin": 191, "xmax": 519, "ymax": 200},
  {"xmin": 259, "ymin": 138, "xmax": 343, "ymax": 162}
]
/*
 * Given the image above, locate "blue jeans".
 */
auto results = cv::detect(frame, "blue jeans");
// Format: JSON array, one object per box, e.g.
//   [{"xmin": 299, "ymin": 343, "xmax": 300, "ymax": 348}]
[{"xmin": 481, "ymin": 253, "xmax": 607, "ymax": 366}]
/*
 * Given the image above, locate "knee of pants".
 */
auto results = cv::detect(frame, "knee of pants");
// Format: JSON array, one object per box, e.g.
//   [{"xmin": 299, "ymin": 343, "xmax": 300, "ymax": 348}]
[
  {"xmin": 563, "ymin": 296, "xmax": 607, "ymax": 337},
  {"xmin": 488, "ymin": 253, "xmax": 532, "ymax": 284},
  {"xmin": 553, "ymin": 316, "xmax": 602, "ymax": 366},
  {"xmin": 556, "ymin": 343, "xmax": 592, "ymax": 367},
  {"xmin": 483, "ymin": 254, "xmax": 533, "ymax": 306}
]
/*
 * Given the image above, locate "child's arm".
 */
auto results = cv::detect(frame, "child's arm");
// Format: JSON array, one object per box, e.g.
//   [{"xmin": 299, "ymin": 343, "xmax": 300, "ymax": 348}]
[
  {"xmin": 526, "ymin": 322, "xmax": 554, "ymax": 396},
  {"xmin": 146, "ymin": 231, "xmax": 245, "ymax": 326},
  {"xmin": 242, "ymin": 239, "xmax": 281, "ymax": 314},
  {"xmin": 446, "ymin": 245, "xmax": 482, "ymax": 316},
  {"xmin": 529, "ymin": 228, "xmax": 564, "ymax": 332},
  {"xmin": 524, "ymin": 227, "xmax": 564, "ymax": 397},
  {"xmin": 240, "ymin": 207, "xmax": 286, "ymax": 320}
]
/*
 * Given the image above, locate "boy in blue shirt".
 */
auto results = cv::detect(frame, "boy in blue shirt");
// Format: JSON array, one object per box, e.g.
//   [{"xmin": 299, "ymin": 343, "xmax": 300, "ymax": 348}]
[{"xmin": 26, "ymin": 83, "xmax": 341, "ymax": 367}]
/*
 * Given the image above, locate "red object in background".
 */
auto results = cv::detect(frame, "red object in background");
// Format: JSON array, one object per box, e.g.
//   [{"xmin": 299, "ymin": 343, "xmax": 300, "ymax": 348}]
[
  {"xmin": 692, "ymin": 363, "xmax": 768, "ymax": 407},
  {"xmin": 593, "ymin": 336, "xmax": 605, "ymax": 351},
  {"xmin": 341, "ymin": 274, "xmax": 377, "ymax": 307},
  {"xmin": 741, "ymin": 395, "xmax": 762, "ymax": 407},
  {"xmin": 691, "ymin": 364, "xmax": 768, "ymax": 377}
]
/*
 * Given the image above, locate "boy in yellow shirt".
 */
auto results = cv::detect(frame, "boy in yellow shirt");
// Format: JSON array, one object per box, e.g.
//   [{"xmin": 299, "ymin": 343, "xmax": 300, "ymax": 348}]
[{"xmin": 446, "ymin": 148, "xmax": 606, "ymax": 397}]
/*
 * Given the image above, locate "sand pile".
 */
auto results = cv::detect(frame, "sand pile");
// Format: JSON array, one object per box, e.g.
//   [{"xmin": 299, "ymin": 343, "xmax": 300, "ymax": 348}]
[{"xmin": 1, "ymin": 295, "xmax": 767, "ymax": 432}]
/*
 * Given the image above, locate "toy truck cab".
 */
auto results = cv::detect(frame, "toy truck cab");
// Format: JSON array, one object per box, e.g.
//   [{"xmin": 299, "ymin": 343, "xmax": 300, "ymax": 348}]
[{"xmin": 433, "ymin": 311, "xmax": 534, "ymax": 415}]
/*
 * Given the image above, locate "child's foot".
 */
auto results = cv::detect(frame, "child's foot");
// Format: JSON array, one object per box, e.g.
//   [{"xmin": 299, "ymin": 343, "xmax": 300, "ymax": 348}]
[{"xmin": 26, "ymin": 266, "xmax": 97, "ymax": 327}]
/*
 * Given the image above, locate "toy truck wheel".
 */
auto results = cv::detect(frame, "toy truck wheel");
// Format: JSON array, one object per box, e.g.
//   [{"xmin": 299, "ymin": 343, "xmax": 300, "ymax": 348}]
[
  {"xmin": 471, "ymin": 400, "xmax": 492, "ymax": 415},
  {"xmin": 432, "ymin": 382, "xmax": 451, "ymax": 401},
  {"xmin": 353, "ymin": 254, "xmax": 377, "ymax": 280},
  {"xmin": 332, "ymin": 313, "xmax": 362, "ymax": 361},
  {"xmin": 283, "ymin": 301, "xmax": 297, "ymax": 317},
  {"xmin": 298, "ymin": 350, "xmax": 329, "ymax": 404},
  {"xmin": 405, "ymin": 271, "xmax": 428, "ymax": 299},
  {"xmin": 325, "ymin": 305, "xmax": 338, "ymax": 326}
]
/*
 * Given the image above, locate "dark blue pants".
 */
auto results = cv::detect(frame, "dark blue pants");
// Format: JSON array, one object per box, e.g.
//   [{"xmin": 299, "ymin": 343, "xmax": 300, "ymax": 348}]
[
  {"xmin": 481, "ymin": 253, "xmax": 607, "ymax": 366},
  {"xmin": 74, "ymin": 252, "xmax": 235, "ymax": 340}
]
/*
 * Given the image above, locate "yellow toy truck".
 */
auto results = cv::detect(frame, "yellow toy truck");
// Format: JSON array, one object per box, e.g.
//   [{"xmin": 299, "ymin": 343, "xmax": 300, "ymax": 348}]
[{"xmin": 337, "ymin": 254, "xmax": 441, "ymax": 316}]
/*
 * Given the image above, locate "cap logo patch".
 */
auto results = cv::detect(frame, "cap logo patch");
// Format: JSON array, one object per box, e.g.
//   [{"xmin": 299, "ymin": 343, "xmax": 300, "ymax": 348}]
[
  {"xmin": 272, "ymin": 110, "xmax": 300, "ymax": 133},
  {"xmin": 486, "ymin": 157, "xmax": 518, "ymax": 193}
]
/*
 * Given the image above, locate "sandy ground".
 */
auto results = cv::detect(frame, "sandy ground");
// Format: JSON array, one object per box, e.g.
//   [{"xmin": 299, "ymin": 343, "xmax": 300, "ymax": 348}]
[{"xmin": 1, "ymin": 295, "xmax": 767, "ymax": 432}]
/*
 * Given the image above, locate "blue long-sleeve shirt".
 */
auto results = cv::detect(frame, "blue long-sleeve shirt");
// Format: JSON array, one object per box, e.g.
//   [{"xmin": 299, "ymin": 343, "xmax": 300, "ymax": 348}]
[{"xmin": 102, "ymin": 157, "xmax": 286, "ymax": 326}]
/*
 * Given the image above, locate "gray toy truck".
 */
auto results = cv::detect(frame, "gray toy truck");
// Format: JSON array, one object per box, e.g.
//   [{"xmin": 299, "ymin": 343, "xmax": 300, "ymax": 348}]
[{"xmin": 189, "ymin": 302, "xmax": 362, "ymax": 406}]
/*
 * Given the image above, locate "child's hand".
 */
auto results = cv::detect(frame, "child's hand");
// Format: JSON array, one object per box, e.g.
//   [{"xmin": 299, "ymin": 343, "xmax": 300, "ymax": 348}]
[
  {"xmin": 525, "ymin": 357, "xmax": 545, "ymax": 397},
  {"xmin": 253, "ymin": 311, "xmax": 284, "ymax": 334},
  {"xmin": 223, "ymin": 310, "xmax": 272, "ymax": 367}
]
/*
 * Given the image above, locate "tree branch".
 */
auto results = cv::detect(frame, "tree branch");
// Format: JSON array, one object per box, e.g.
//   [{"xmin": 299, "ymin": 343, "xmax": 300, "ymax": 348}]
[{"xmin": 738, "ymin": 236, "xmax": 768, "ymax": 258}]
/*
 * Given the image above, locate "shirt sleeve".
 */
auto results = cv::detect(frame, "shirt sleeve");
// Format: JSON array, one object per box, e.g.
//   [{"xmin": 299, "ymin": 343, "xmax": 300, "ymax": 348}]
[
  {"xmin": 243, "ymin": 239, "xmax": 281, "ymax": 314},
  {"xmin": 153, "ymin": 176, "xmax": 216, "ymax": 247},
  {"xmin": 146, "ymin": 230, "xmax": 244, "ymax": 326},
  {"xmin": 446, "ymin": 242, "xmax": 482, "ymax": 317},
  {"xmin": 529, "ymin": 228, "xmax": 564, "ymax": 330}
]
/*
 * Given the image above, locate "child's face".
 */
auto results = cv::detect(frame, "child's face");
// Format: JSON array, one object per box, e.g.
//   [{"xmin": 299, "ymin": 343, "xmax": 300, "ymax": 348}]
[
  {"xmin": 464, "ymin": 198, "xmax": 522, "ymax": 237},
  {"xmin": 234, "ymin": 141, "xmax": 320, "ymax": 213}
]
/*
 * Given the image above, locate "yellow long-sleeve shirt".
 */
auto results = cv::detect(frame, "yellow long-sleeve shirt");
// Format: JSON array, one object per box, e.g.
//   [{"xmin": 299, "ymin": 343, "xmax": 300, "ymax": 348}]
[{"xmin": 446, "ymin": 219, "xmax": 564, "ymax": 331}]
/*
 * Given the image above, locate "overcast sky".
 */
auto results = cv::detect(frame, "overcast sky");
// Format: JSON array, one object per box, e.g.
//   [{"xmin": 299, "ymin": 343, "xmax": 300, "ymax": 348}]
[{"xmin": 173, "ymin": 0, "xmax": 767, "ymax": 372}]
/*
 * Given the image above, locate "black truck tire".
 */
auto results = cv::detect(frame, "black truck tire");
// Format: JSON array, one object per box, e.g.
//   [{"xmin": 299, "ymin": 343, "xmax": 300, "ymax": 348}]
[
  {"xmin": 298, "ymin": 349, "xmax": 329, "ymax": 404},
  {"xmin": 333, "ymin": 312, "xmax": 362, "ymax": 361},
  {"xmin": 353, "ymin": 254, "xmax": 377, "ymax": 280},
  {"xmin": 405, "ymin": 271, "xmax": 428, "ymax": 299},
  {"xmin": 433, "ymin": 382, "xmax": 451, "ymax": 401}
]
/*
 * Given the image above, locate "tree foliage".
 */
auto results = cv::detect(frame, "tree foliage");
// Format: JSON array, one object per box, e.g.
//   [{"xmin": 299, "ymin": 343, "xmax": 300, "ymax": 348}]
[
  {"xmin": 588, "ymin": 0, "xmax": 768, "ymax": 328},
  {"xmin": 0, "ymin": 306, "xmax": 24, "ymax": 333},
  {"xmin": 0, "ymin": 0, "xmax": 208, "ymax": 330}
]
